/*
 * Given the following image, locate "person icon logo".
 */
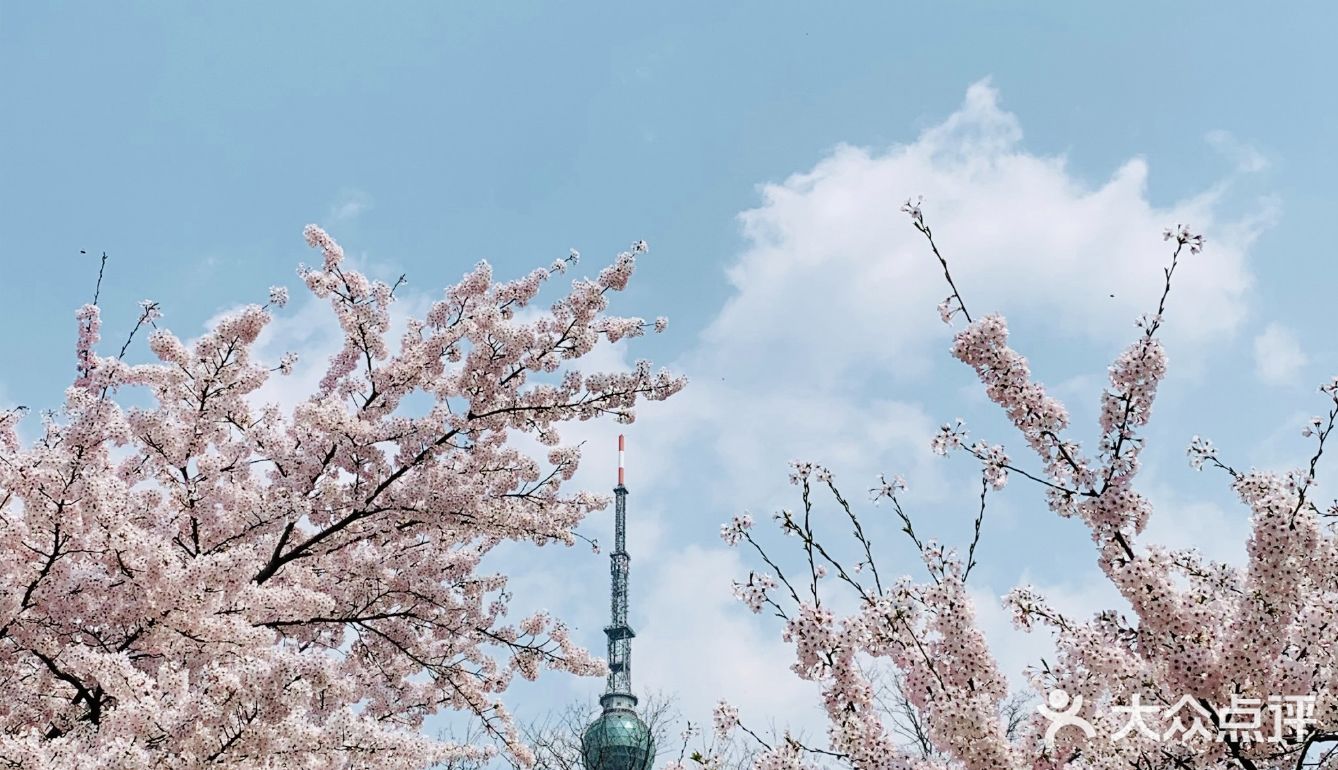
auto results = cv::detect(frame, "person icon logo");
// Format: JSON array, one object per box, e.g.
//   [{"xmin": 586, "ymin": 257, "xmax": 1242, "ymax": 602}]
[{"xmin": 1037, "ymin": 689, "xmax": 1096, "ymax": 751}]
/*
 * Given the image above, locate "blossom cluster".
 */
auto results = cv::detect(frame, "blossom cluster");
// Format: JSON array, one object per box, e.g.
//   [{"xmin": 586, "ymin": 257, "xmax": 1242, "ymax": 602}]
[
  {"xmin": 732, "ymin": 572, "xmax": 777, "ymax": 614},
  {"xmin": 720, "ymin": 513, "xmax": 754, "ymax": 546},
  {"xmin": 712, "ymin": 701, "xmax": 740, "ymax": 738},
  {"xmin": 0, "ymin": 226, "xmax": 683, "ymax": 768},
  {"xmin": 722, "ymin": 219, "xmax": 1338, "ymax": 770}
]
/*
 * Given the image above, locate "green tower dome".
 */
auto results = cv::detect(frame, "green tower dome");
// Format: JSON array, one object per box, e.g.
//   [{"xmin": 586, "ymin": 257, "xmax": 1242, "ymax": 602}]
[{"xmin": 581, "ymin": 704, "xmax": 655, "ymax": 770}]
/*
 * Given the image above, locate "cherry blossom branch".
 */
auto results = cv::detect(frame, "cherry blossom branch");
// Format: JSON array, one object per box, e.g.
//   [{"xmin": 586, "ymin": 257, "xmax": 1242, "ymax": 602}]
[
  {"xmin": 902, "ymin": 198, "xmax": 972, "ymax": 325},
  {"xmin": 776, "ymin": 505, "xmax": 870, "ymax": 602},
  {"xmin": 1097, "ymin": 231, "xmax": 1195, "ymax": 495},
  {"xmin": 875, "ymin": 481, "xmax": 927, "ymax": 555},
  {"xmin": 735, "ymin": 528, "xmax": 803, "ymax": 610},
  {"xmin": 89, "ymin": 250, "xmax": 107, "ymax": 305},
  {"xmin": 1290, "ymin": 386, "xmax": 1338, "ymax": 527},
  {"xmin": 0, "ymin": 226, "xmax": 681, "ymax": 766},
  {"xmin": 958, "ymin": 441, "xmax": 1080, "ymax": 498},
  {"xmin": 826, "ymin": 476, "xmax": 884, "ymax": 595},
  {"xmin": 797, "ymin": 477, "xmax": 822, "ymax": 605},
  {"xmin": 116, "ymin": 300, "xmax": 161, "ymax": 360},
  {"xmin": 963, "ymin": 476, "xmax": 988, "ymax": 582}
]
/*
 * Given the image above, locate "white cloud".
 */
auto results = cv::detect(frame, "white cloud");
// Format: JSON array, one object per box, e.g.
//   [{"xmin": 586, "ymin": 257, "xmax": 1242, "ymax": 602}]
[
  {"xmin": 1142, "ymin": 488, "xmax": 1249, "ymax": 566},
  {"xmin": 635, "ymin": 545, "xmax": 825, "ymax": 736},
  {"xmin": 245, "ymin": 296, "xmax": 343, "ymax": 411},
  {"xmin": 629, "ymin": 78, "xmax": 1274, "ymax": 562},
  {"xmin": 597, "ymin": 79, "xmax": 1276, "ymax": 726},
  {"xmin": 1253, "ymin": 321, "xmax": 1307, "ymax": 386},
  {"xmin": 708, "ymin": 81, "xmax": 1262, "ymax": 398},
  {"xmin": 1206, "ymin": 129, "xmax": 1270, "ymax": 174},
  {"xmin": 327, "ymin": 188, "xmax": 373, "ymax": 223}
]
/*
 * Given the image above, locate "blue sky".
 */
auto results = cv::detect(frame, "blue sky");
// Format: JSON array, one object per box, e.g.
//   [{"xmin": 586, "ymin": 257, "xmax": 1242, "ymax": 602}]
[{"xmin": 4, "ymin": 0, "xmax": 1338, "ymax": 753}]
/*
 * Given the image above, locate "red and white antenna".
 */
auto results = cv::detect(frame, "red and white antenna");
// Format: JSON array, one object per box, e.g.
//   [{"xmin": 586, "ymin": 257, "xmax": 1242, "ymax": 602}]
[{"xmin": 617, "ymin": 434, "xmax": 625, "ymax": 487}]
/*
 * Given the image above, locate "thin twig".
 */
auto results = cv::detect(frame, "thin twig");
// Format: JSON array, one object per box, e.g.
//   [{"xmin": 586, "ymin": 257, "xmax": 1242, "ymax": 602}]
[
  {"xmin": 91, "ymin": 251, "xmax": 108, "ymax": 306},
  {"xmin": 911, "ymin": 219, "xmax": 972, "ymax": 324},
  {"xmin": 963, "ymin": 476, "xmax": 988, "ymax": 582}
]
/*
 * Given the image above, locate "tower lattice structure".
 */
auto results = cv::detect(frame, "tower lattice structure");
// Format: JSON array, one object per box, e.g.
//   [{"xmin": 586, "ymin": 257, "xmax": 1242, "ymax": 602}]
[
  {"xmin": 580, "ymin": 434, "xmax": 655, "ymax": 770},
  {"xmin": 603, "ymin": 434, "xmax": 635, "ymax": 705}
]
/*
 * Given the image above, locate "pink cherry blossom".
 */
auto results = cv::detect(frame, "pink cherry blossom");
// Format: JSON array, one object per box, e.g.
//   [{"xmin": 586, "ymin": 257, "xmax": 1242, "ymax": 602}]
[
  {"xmin": 0, "ymin": 226, "xmax": 683, "ymax": 768},
  {"xmin": 713, "ymin": 701, "xmax": 740, "ymax": 737},
  {"xmin": 718, "ymin": 213, "xmax": 1338, "ymax": 770}
]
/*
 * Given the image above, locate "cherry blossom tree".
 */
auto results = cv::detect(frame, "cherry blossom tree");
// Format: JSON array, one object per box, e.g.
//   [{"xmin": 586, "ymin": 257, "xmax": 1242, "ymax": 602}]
[
  {"xmin": 0, "ymin": 227, "xmax": 683, "ymax": 768},
  {"xmin": 713, "ymin": 207, "xmax": 1338, "ymax": 770}
]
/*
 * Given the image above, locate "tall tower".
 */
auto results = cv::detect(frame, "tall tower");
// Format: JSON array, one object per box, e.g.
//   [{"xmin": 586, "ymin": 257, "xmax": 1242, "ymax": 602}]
[{"xmin": 581, "ymin": 435, "xmax": 656, "ymax": 770}]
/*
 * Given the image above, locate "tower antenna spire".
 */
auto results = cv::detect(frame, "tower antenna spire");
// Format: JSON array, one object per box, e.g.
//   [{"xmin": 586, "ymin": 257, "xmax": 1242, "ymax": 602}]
[
  {"xmin": 580, "ymin": 434, "xmax": 655, "ymax": 770},
  {"xmin": 604, "ymin": 433, "xmax": 633, "ymax": 704}
]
